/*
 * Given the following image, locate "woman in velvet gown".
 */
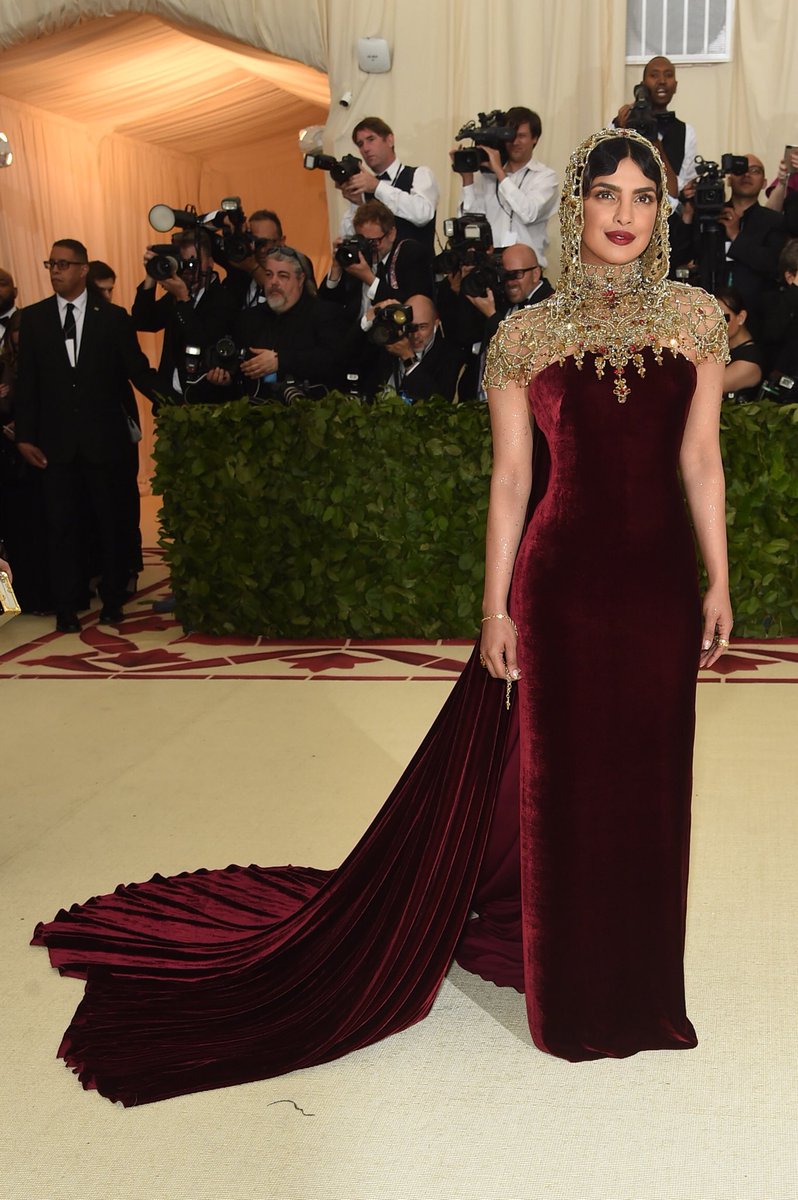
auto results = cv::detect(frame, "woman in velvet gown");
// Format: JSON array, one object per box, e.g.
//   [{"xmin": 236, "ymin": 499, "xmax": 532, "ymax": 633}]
[{"xmin": 32, "ymin": 129, "xmax": 733, "ymax": 1105}]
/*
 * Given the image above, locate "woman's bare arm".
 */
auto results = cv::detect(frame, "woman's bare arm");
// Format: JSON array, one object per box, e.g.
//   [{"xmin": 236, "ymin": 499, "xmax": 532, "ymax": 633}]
[
  {"xmin": 480, "ymin": 381, "xmax": 534, "ymax": 680},
  {"xmin": 679, "ymin": 357, "xmax": 733, "ymax": 668}
]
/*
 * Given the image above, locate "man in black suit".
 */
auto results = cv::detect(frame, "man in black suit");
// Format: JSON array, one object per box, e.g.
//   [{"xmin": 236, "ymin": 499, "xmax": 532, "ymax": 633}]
[
  {"xmin": 132, "ymin": 229, "xmax": 238, "ymax": 406},
  {"xmin": 364, "ymin": 294, "xmax": 464, "ymax": 402},
  {"xmin": 14, "ymin": 239, "xmax": 158, "ymax": 632},
  {"xmin": 321, "ymin": 200, "xmax": 434, "ymax": 322}
]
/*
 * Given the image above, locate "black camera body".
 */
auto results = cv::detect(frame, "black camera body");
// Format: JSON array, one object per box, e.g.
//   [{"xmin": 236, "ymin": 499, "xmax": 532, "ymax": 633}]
[
  {"xmin": 335, "ymin": 235, "xmax": 375, "ymax": 269},
  {"xmin": 434, "ymin": 214, "xmax": 497, "ymax": 290},
  {"xmin": 369, "ymin": 303, "xmax": 416, "ymax": 347},
  {"xmin": 145, "ymin": 244, "xmax": 197, "ymax": 282},
  {"xmin": 452, "ymin": 111, "xmax": 516, "ymax": 174},
  {"xmin": 304, "ymin": 152, "xmax": 362, "ymax": 184},
  {"xmin": 460, "ymin": 253, "xmax": 504, "ymax": 299},
  {"xmin": 692, "ymin": 155, "xmax": 749, "ymax": 219},
  {"xmin": 625, "ymin": 83, "xmax": 658, "ymax": 143}
]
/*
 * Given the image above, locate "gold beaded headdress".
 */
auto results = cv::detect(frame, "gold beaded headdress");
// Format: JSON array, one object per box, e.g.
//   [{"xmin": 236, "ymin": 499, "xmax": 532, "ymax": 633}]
[
  {"xmin": 556, "ymin": 125, "xmax": 672, "ymax": 299},
  {"xmin": 482, "ymin": 126, "xmax": 728, "ymax": 400}
]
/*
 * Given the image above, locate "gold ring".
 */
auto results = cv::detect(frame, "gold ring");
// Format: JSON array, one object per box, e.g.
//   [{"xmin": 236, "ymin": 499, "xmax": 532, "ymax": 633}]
[
  {"xmin": 717, "ymin": 638, "xmax": 730, "ymax": 648},
  {"xmin": 479, "ymin": 654, "xmax": 486, "ymax": 667}
]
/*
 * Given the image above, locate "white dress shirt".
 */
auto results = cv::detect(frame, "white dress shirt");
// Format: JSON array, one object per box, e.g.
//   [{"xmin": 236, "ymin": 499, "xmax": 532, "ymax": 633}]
[
  {"xmin": 57, "ymin": 288, "xmax": 88, "ymax": 367},
  {"xmin": 340, "ymin": 159, "xmax": 440, "ymax": 237},
  {"xmin": 460, "ymin": 158, "xmax": 559, "ymax": 265}
]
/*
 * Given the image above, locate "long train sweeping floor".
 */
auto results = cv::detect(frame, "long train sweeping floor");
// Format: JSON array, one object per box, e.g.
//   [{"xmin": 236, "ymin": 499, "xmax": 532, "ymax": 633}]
[{"xmin": 1, "ymin": 510, "xmax": 796, "ymax": 1200}]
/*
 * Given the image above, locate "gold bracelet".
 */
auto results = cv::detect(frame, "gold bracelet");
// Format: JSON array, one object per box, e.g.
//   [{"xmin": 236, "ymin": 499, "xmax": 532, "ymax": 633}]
[{"xmin": 481, "ymin": 612, "xmax": 519, "ymax": 637}]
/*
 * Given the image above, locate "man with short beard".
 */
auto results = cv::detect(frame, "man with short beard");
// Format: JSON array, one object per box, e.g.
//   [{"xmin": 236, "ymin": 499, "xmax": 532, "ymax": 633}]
[{"xmin": 210, "ymin": 248, "xmax": 348, "ymax": 395}]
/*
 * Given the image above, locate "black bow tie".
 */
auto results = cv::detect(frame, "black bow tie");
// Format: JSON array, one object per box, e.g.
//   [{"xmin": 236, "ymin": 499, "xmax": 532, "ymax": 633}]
[{"xmin": 376, "ymin": 171, "xmax": 390, "ymax": 181}]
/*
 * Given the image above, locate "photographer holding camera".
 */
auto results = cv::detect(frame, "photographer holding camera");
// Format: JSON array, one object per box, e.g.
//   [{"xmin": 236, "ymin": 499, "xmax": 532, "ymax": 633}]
[
  {"xmin": 321, "ymin": 200, "xmax": 435, "ymax": 323},
  {"xmin": 208, "ymin": 247, "xmax": 348, "ymax": 398},
  {"xmin": 454, "ymin": 107, "xmax": 558, "ymax": 264},
  {"xmin": 615, "ymin": 57, "xmax": 696, "ymax": 200},
  {"xmin": 673, "ymin": 153, "xmax": 786, "ymax": 319},
  {"xmin": 220, "ymin": 209, "xmax": 287, "ymax": 310},
  {"xmin": 363, "ymin": 295, "xmax": 464, "ymax": 403},
  {"xmin": 132, "ymin": 229, "xmax": 238, "ymax": 406},
  {"xmin": 335, "ymin": 117, "xmax": 439, "ymax": 254}
]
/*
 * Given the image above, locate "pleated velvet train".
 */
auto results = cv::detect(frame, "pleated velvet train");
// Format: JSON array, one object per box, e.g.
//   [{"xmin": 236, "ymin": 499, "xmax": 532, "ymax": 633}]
[{"xmin": 33, "ymin": 350, "xmax": 701, "ymax": 1104}]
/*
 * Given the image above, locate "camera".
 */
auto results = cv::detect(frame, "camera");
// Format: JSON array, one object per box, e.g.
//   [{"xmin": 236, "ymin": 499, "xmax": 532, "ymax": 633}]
[
  {"xmin": 460, "ymin": 254, "xmax": 504, "ymax": 299},
  {"xmin": 692, "ymin": 155, "xmax": 749, "ymax": 219},
  {"xmin": 303, "ymin": 152, "xmax": 362, "ymax": 184},
  {"xmin": 434, "ymin": 213, "xmax": 495, "ymax": 284},
  {"xmin": 368, "ymin": 303, "xmax": 416, "ymax": 346},
  {"xmin": 684, "ymin": 155, "xmax": 751, "ymax": 293},
  {"xmin": 145, "ymin": 243, "xmax": 197, "ymax": 282},
  {"xmin": 451, "ymin": 110, "xmax": 517, "ymax": 174},
  {"xmin": 208, "ymin": 335, "xmax": 246, "ymax": 374},
  {"xmin": 625, "ymin": 84, "xmax": 658, "ymax": 142},
  {"xmin": 335, "ymin": 235, "xmax": 375, "ymax": 269}
]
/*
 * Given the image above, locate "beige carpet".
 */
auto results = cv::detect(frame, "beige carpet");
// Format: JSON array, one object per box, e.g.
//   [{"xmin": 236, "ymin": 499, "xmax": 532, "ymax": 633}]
[{"xmin": 1, "ymin": 503, "xmax": 796, "ymax": 1200}]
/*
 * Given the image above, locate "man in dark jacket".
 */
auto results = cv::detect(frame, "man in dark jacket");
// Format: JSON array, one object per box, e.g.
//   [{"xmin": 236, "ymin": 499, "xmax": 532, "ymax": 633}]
[
  {"xmin": 15, "ymin": 238, "xmax": 158, "ymax": 631},
  {"xmin": 208, "ymin": 247, "xmax": 349, "ymax": 397},
  {"xmin": 364, "ymin": 294, "xmax": 464, "ymax": 402}
]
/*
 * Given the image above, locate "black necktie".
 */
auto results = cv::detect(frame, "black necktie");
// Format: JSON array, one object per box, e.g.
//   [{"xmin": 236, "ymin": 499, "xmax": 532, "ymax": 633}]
[{"xmin": 63, "ymin": 302, "xmax": 76, "ymax": 347}]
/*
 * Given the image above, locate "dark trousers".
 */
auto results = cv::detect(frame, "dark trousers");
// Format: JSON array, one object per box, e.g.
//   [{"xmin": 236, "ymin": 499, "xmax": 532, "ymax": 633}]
[{"xmin": 42, "ymin": 455, "xmax": 129, "ymax": 614}]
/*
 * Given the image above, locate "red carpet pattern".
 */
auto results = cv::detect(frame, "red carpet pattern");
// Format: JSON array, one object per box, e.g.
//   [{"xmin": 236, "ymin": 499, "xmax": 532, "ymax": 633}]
[{"xmin": 1, "ymin": 551, "xmax": 796, "ymax": 682}]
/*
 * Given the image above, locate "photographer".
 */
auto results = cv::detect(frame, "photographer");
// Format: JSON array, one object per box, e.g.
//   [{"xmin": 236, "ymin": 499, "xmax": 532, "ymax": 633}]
[
  {"xmin": 674, "ymin": 154, "xmax": 786, "ymax": 321},
  {"xmin": 337, "ymin": 117, "xmax": 439, "ymax": 253},
  {"xmin": 615, "ymin": 56, "xmax": 697, "ymax": 200},
  {"xmin": 455, "ymin": 107, "xmax": 558, "ymax": 264},
  {"xmin": 132, "ymin": 229, "xmax": 238, "ymax": 406},
  {"xmin": 209, "ymin": 248, "xmax": 348, "ymax": 397},
  {"xmin": 363, "ymin": 295, "xmax": 464, "ymax": 403},
  {"xmin": 478, "ymin": 244, "xmax": 554, "ymax": 349},
  {"xmin": 221, "ymin": 209, "xmax": 286, "ymax": 310},
  {"xmin": 321, "ymin": 200, "xmax": 434, "ymax": 324}
]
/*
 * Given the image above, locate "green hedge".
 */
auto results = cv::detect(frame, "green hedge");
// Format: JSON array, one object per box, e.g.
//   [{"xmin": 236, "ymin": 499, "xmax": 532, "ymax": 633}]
[{"xmin": 153, "ymin": 395, "xmax": 798, "ymax": 638}]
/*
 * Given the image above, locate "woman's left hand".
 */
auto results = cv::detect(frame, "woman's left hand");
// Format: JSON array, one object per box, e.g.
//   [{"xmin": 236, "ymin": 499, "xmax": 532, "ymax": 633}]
[{"xmin": 699, "ymin": 583, "xmax": 733, "ymax": 669}]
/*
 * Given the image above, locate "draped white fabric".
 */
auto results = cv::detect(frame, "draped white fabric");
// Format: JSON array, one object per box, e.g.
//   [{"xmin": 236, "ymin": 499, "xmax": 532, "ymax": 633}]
[{"xmin": 0, "ymin": 0, "xmax": 795, "ymax": 487}]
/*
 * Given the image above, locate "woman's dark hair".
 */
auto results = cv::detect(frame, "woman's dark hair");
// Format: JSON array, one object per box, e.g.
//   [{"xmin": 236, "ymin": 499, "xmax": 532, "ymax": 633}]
[
  {"xmin": 582, "ymin": 137, "xmax": 663, "ymax": 203},
  {"xmin": 778, "ymin": 237, "xmax": 798, "ymax": 277},
  {"xmin": 713, "ymin": 286, "xmax": 746, "ymax": 315}
]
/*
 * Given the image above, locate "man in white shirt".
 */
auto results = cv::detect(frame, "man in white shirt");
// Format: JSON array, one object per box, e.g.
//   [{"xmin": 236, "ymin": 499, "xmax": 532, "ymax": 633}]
[
  {"xmin": 456, "ymin": 106, "xmax": 559, "ymax": 266},
  {"xmin": 337, "ymin": 117, "xmax": 440, "ymax": 254}
]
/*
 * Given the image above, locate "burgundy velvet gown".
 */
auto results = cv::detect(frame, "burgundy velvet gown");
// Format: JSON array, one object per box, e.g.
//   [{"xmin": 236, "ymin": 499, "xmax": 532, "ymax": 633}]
[{"xmin": 33, "ymin": 349, "xmax": 700, "ymax": 1104}]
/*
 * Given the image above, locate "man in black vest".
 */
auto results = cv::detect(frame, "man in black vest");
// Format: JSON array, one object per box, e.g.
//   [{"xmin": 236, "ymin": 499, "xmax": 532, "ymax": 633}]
[
  {"xmin": 337, "ymin": 117, "xmax": 439, "ymax": 255},
  {"xmin": 615, "ymin": 56, "xmax": 698, "ymax": 201},
  {"xmin": 14, "ymin": 239, "xmax": 158, "ymax": 632}
]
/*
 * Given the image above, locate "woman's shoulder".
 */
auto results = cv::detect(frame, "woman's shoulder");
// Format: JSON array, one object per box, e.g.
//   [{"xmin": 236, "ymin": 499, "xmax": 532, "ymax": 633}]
[
  {"xmin": 652, "ymin": 279, "xmax": 729, "ymax": 364},
  {"xmin": 660, "ymin": 281, "xmax": 730, "ymax": 366},
  {"xmin": 483, "ymin": 300, "xmax": 556, "ymax": 389}
]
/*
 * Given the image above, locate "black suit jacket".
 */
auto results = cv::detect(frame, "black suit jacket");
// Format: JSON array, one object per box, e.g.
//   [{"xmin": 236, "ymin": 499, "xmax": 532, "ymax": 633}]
[
  {"xmin": 15, "ymin": 295, "xmax": 158, "ymax": 464},
  {"xmin": 321, "ymin": 237, "xmax": 435, "ymax": 322},
  {"xmin": 365, "ymin": 333, "xmax": 465, "ymax": 402},
  {"xmin": 132, "ymin": 278, "xmax": 238, "ymax": 402},
  {"xmin": 482, "ymin": 277, "xmax": 555, "ymax": 347}
]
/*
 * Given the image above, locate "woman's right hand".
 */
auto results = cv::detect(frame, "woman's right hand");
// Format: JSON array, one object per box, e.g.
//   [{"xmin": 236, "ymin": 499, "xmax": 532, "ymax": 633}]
[{"xmin": 479, "ymin": 615, "xmax": 521, "ymax": 682}]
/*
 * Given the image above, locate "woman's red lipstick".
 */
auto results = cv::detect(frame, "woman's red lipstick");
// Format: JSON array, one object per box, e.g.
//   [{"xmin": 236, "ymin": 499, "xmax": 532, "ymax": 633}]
[{"xmin": 605, "ymin": 231, "xmax": 635, "ymax": 244}]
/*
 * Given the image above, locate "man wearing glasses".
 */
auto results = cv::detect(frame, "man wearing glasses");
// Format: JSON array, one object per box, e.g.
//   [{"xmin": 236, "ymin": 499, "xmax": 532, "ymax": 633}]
[
  {"xmin": 14, "ymin": 239, "xmax": 158, "ymax": 633},
  {"xmin": 322, "ymin": 200, "xmax": 434, "ymax": 326},
  {"xmin": 675, "ymin": 154, "xmax": 786, "ymax": 321}
]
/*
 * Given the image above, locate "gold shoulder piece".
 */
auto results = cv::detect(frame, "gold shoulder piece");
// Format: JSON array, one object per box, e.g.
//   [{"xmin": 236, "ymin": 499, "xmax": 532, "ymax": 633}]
[
  {"xmin": 483, "ymin": 302, "xmax": 553, "ymax": 390},
  {"xmin": 667, "ymin": 282, "xmax": 730, "ymax": 366}
]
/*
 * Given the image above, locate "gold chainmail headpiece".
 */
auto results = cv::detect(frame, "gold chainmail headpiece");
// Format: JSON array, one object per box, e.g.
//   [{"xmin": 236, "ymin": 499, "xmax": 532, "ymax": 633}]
[
  {"xmin": 556, "ymin": 125, "xmax": 671, "ymax": 299},
  {"xmin": 483, "ymin": 126, "xmax": 728, "ymax": 402}
]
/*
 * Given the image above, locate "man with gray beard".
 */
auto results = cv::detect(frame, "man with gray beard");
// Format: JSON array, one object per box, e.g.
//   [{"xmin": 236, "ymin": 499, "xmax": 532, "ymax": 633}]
[{"xmin": 213, "ymin": 248, "xmax": 348, "ymax": 395}]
